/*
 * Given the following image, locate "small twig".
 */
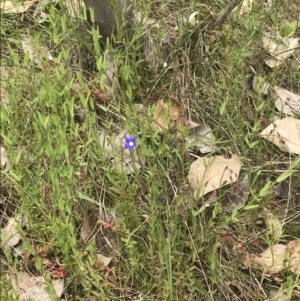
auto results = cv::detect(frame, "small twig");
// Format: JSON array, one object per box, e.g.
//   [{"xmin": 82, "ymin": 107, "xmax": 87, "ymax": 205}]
[{"xmin": 212, "ymin": 0, "xmax": 243, "ymax": 29}]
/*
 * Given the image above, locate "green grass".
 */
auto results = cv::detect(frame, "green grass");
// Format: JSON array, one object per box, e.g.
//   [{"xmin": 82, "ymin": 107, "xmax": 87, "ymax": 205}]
[{"xmin": 1, "ymin": 0, "xmax": 300, "ymax": 300}]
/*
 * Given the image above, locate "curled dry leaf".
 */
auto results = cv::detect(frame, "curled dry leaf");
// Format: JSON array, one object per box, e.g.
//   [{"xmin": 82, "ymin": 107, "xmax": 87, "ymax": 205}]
[
  {"xmin": 11, "ymin": 272, "xmax": 64, "ymax": 301},
  {"xmin": 152, "ymin": 99, "xmax": 186, "ymax": 132},
  {"xmin": 1, "ymin": 217, "xmax": 21, "ymax": 249},
  {"xmin": 188, "ymin": 154, "xmax": 242, "ymax": 198},
  {"xmin": 286, "ymin": 239, "xmax": 300, "ymax": 274},
  {"xmin": 262, "ymin": 36, "xmax": 299, "ymax": 68},
  {"xmin": 259, "ymin": 117, "xmax": 300, "ymax": 155},
  {"xmin": 185, "ymin": 123, "xmax": 214, "ymax": 154},
  {"xmin": 0, "ymin": 146, "xmax": 11, "ymax": 172},
  {"xmin": 188, "ymin": 12, "xmax": 199, "ymax": 26},
  {"xmin": 263, "ymin": 212, "xmax": 283, "ymax": 240},
  {"xmin": 244, "ymin": 244, "xmax": 287, "ymax": 274},
  {"xmin": 274, "ymin": 86, "xmax": 300, "ymax": 115}
]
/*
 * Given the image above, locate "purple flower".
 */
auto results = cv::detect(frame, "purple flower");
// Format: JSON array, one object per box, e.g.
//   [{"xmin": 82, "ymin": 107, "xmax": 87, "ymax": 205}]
[{"xmin": 124, "ymin": 136, "xmax": 137, "ymax": 151}]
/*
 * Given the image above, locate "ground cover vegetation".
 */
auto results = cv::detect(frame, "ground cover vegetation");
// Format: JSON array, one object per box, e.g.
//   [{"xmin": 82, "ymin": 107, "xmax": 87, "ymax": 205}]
[{"xmin": 1, "ymin": 0, "xmax": 300, "ymax": 300}]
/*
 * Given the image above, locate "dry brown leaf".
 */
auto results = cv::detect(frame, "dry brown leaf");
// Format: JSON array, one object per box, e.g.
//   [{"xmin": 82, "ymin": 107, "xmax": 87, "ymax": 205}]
[
  {"xmin": 263, "ymin": 212, "xmax": 283, "ymax": 240},
  {"xmin": 2, "ymin": 0, "xmax": 37, "ymax": 13},
  {"xmin": 245, "ymin": 244, "xmax": 287, "ymax": 274},
  {"xmin": 1, "ymin": 85, "xmax": 9, "ymax": 107},
  {"xmin": 185, "ymin": 123, "xmax": 214, "ymax": 154},
  {"xmin": 152, "ymin": 99, "xmax": 186, "ymax": 132},
  {"xmin": 80, "ymin": 212, "xmax": 93, "ymax": 243},
  {"xmin": 1, "ymin": 217, "xmax": 21, "ymax": 249},
  {"xmin": 286, "ymin": 239, "xmax": 300, "ymax": 274},
  {"xmin": 0, "ymin": 146, "xmax": 11, "ymax": 172},
  {"xmin": 188, "ymin": 11, "xmax": 199, "ymax": 26},
  {"xmin": 262, "ymin": 36, "xmax": 299, "ymax": 68},
  {"xmin": 96, "ymin": 253, "xmax": 112, "ymax": 268},
  {"xmin": 188, "ymin": 154, "xmax": 242, "ymax": 198},
  {"xmin": 274, "ymin": 86, "xmax": 300, "ymax": 115},
  {"xmin": 0, "ymin": 66, "xmax": 9, "ymax": 107},
  {"xmin": 11, "ymin": 272, "xmax": 64, "ymax": 301},
  {"xmin": 259, "ymin": 117, "xmax": 300, "ymax": 154},
  {"xmin": 21, "ymin": 35, "xmax": 54, "ymax": 69}
]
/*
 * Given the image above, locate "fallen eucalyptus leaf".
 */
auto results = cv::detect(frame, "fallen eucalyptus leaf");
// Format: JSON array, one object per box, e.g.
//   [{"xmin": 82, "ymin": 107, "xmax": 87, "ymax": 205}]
[
  {"xmin": 185, "ymin": 123, "xmax": 214, "ymax": 154},
  {"xmin": 188, "ymin": 154, "xmax": 242, "ymax": 198},
  {"xmin": 1, "ymin": 217, "xmax": 21, "ymax": 249},
  {"xmin": 11, "ymin": 272, "xmax": 64, "ymax": 301},
  {"xmin": 152, "ymin": 99, "xmax": 186, "ymax": 132},
  {"xmin": 188, "ymin": 11, "xmax": 199, "ymax": 26},
  {"xmin": 286, "ymin": 238, "xmax": 300, "ymax": 274},
  {"xmin": 262, "ymin": 35, "xmax": 299, "ymax": 68},
  {"xmin": 21, "ymin": 35, "xmax": 54, "ymax": 69},
  {"xmin": 0, "ymin": 67, "xmax": 9, "ymax": 107},
  {"xmin": 259, "ymin": 117, "xmax": 300, "ymax": 154},
  {"xmin": 244, "ymin": 244, "xmax": 287, "ymax": 274},
  {"xmin": 96, "ymin": 253, "xmax": 112, "ymax": 267},
  {"xmin": 263, "ymin": 212, "xmax": 283, "ymax": 240},
  {"xmin": 274, "ymin": 86, "xmax": 300, "ymax": 115},
  {"xmin": 0, "ymin": 146, "xmax": 11, "ymax": 172}
]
